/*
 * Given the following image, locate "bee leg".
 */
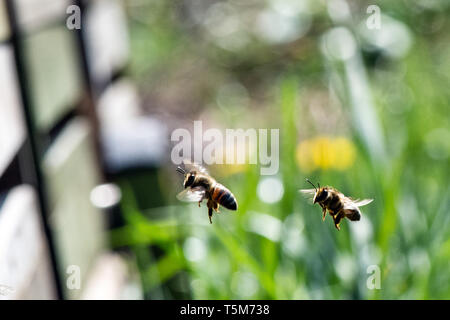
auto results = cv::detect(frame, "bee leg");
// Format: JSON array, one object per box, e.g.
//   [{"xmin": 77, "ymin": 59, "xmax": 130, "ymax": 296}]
[
  {"xmin": 206, "ymin": 199, "xmax": 214, "ymax": 224},
  {"xmin": 321, "ymin": 206, "xmax": 327, "ymax": 221},
  {"xmin": 208, "ymin": 207, "xmax": 213, "ymax": 224},
  {"xmin": 328, "ymin": 210, "xmax": 335, "ymax": 219},
  {"xmin": 213, "ymin": 202, "xmax": 220, "ymax": 213},
  {"xmin": 198, "ymin": 199, "xmax": 202, "ymax": 207},
  {"xmin": 333, "ymin": 212, "xmax": 344, "ymax": 231}
]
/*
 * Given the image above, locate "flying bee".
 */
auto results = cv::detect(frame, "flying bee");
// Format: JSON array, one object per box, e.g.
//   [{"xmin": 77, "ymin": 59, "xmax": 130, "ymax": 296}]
[
  {"xmin": 300, "ymin": 179, "xmax": 373, "ymax": 231},
  {"xmin": 176, "ymin": 161, "xmax": 238, "ymax": 224}
]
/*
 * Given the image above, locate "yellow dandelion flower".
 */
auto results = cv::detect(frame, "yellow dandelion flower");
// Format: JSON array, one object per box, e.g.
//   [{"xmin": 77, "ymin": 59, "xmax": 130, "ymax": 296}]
[
  {"xmin": 311, "ymin": 136, "xmax": 336, "ymax": 170},
  {"xmin": 296, "ymin": 139, "xmax": 316, "ymax": 173},
  {"xmin": 296, "ymin": 136, "xmax": 356, "ymax": 172},
  {"xmin": 333, "ymin": 137, "xmax": 356, "ymax": 170}
]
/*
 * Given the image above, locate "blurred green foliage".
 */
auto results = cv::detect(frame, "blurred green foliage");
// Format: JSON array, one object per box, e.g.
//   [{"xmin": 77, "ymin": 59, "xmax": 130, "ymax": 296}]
[{"xmin": 115, "ymin": 0, "xmax": 450, "ymax": 299}]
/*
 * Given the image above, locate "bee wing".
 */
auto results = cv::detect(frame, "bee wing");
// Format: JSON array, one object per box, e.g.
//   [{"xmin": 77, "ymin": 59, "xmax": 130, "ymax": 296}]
[
  {"xmin": 182, "ymin": 159, "xmax": 209, "ymax": 175},
  {"xmin": 344, "ymin": 197, "xmax": 373, "ymax": 208},
  {"xmin": 176, "ymin": 186, "xmax": 207, "ymax": 203},
  {"xmin": 299, "ymin": 189, "xmax": 316, "ymax": 202},
  {"xmin": 299, "ymin": 188, "xmax": 316, "ymax": 195}
]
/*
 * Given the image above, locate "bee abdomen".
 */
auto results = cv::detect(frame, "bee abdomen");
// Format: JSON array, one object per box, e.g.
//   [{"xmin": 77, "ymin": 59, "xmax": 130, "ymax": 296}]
[
  {"xmin": 212, "ymin": 184, "xmax": 237, "ymax": 211},
  {"xmin": 344, "ymin": 208, "xmax": 361, "ymax": 221}
]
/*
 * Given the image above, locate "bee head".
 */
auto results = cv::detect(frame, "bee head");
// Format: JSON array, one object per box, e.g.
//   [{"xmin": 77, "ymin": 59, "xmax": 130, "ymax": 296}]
[
  {"xmin": 314, "ymin": 188, "xmax": 328, "ymax": 204},
  {"xmin": 176, "ymin": 165, "xmax": 195, "ymax": 188},
  {"xmin": 183, "ymin": 172, "xmax": 196, "ymax": 188},
  {"xmin": 306, "ymin": 179, "xmax": 326, "ymax": 204}
]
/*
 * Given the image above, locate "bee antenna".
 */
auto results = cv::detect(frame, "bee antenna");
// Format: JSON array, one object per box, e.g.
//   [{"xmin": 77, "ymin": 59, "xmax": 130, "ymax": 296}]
[
  {"xmin": 317, "ymin": 182, "xmax": 320, "ymax": 189},
  {"xmin": 305, "ymin": 178, "xmax": 317, "ymax": 192},
  {"xmin": 176, "ymin": 166, "xmax": 186, "ymax": 175}
]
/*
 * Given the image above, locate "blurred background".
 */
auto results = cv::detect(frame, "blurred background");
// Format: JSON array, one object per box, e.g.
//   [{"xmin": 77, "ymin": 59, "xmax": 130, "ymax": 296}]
[{"xmin": 0, "ymin": 0, "xmax": 449, "ymax": 300}]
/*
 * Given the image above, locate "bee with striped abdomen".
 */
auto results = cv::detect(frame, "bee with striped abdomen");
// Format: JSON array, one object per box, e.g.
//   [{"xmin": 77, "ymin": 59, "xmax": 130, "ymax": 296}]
[
  {"xmin": 300, "ymin": 179, "xmax": 373, "ymax": 230},
  {"xmin": 176, "ymin": 161, "xmax": 238, "ymax": 224}
]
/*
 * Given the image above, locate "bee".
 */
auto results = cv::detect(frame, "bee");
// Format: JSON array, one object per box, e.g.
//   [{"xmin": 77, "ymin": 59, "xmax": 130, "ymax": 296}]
[
  {"xmin": 176, "ymin": 161, "xmax": 238, "ymax": 224},
  {"xmin": 300, "ymin": 179, "xmax": 373, "ymax": 231}
]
